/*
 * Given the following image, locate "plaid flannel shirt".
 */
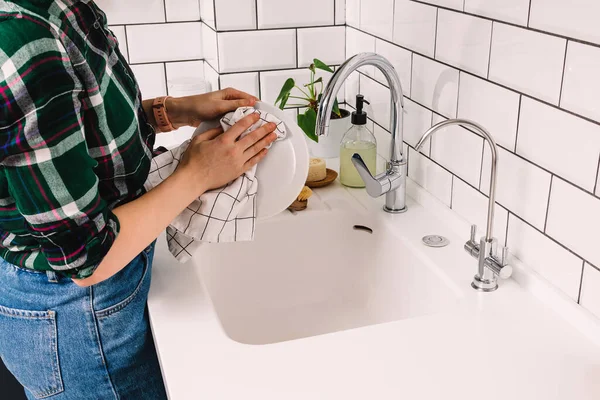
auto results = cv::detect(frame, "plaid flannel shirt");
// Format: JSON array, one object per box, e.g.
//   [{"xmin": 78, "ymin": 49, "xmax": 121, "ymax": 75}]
[{"xmin": 0, "ymin": 0, "xmax": 155, "ymax": 278}]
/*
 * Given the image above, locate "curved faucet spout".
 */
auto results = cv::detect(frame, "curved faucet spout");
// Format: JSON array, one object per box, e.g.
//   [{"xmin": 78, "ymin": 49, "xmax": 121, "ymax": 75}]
[
  {"xmin": 415, "ymin": 119, "xmax": 498, "ymax": 242},
  {"xmin": 316, "ymin": 52, "xmax": 405, "ymax": 165},
  {"xmin": 316, "ymin": 53, "xmax": 408, "ymax": 213}
]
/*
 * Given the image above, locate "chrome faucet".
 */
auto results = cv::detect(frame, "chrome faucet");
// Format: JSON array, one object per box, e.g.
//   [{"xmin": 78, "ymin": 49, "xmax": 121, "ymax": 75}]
[
  {"xmin": 415, "ymin": 119, "xmax": 513, "ymax": 292},
  {"xmin": 316, "ymin": 53, "xmax": 407, "ymax": 213}
]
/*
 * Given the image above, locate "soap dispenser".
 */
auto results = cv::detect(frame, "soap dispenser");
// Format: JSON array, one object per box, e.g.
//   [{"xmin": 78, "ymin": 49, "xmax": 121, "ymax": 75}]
[{"xmin": 340, "ymin": 95, "xmax": 377, "ymax": 188}]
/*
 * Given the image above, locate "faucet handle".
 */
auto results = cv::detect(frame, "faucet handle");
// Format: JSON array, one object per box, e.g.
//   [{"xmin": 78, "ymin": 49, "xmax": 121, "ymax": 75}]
[
  {"xmin": 351, "ymin": 154, "xmax": 387, "ymax": 197},
  {"xmin": 469, "ymin": 224, "xmax": 478, "ymax": 244}
]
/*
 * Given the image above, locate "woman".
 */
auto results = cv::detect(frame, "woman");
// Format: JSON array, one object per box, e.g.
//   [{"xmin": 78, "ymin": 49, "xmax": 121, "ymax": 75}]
[{"xmin": 0, "ymin": 1, "xmax": 277, "ymax": 399}]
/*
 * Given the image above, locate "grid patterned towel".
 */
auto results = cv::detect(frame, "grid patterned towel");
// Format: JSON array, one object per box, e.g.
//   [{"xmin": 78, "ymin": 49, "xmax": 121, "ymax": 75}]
[{"xmin": 144, "ymin": 107, "xmax": 287, "ymax": 262}]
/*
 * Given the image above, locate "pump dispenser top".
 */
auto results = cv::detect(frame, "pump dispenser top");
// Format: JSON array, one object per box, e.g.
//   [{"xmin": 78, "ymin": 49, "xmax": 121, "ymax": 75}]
[{"xmin": 351, "ymin": 95, "xmax": 370, "ymax": 125}]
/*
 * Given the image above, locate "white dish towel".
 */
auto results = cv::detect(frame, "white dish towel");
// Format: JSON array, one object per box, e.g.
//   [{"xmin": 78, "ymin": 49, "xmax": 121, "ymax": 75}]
[{"xmin": 144, "ymin": 107, "xmax": 287, "ymax": 262}]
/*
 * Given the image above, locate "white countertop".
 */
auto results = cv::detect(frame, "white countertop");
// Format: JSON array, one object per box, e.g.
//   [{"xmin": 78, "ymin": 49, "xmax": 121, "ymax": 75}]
[{"xmin": 148, "ymin": 179, "xmax": 600, "ymax": 400}]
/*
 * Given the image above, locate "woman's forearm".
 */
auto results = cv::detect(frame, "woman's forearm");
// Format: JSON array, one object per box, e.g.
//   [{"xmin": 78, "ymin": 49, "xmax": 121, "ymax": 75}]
[{"xmin": 73, "ymin": 169, "xmax": 205, "ymax": 287}]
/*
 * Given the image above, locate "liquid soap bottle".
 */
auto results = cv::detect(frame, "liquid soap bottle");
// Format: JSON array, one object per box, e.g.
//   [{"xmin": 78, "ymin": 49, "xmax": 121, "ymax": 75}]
[{"xmin": 339, "ymin": 95, "xmax": 377, "ymax": 188}]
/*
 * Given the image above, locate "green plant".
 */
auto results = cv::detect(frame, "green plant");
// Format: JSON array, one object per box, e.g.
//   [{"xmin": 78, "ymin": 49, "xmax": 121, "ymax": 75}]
[{"xmin": 274, "ymin": 58, "xmax": 342, "ymax": 142}]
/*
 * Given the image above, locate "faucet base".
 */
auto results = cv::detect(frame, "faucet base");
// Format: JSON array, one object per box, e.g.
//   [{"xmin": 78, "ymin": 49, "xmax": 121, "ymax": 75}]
[
  {"xmin": 383, "ymin": 205, "xmax": 407, "ymax": 214},
  {"xmin": 471, "ymin": 274, "xmax": 498, "ymax": 292}
]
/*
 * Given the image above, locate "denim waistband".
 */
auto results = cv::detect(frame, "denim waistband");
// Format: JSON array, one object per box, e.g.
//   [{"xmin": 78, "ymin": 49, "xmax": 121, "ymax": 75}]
[{"xmin": 0, "ymin": 257, "xmax": 62, "ymax": 284}]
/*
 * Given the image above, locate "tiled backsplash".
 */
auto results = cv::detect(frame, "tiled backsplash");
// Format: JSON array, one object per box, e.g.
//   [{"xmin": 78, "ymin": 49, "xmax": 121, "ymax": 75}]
[
  {"xmin": 96, "ymin": 0, "xmax": 600, "ymax": 321},
  {"xmin": 97, "ymin": 0, "xmax": 345, "ymax": 146},
  {"xmin": 348, "ymin": 0, "xmax": 600, "ymax": 320}
]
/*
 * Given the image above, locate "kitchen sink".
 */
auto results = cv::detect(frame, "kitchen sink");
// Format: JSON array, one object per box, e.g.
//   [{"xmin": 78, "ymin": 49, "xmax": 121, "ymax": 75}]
[{"xmin": 196, "ymin": 209, "xmax": 461, "ymax": 345}]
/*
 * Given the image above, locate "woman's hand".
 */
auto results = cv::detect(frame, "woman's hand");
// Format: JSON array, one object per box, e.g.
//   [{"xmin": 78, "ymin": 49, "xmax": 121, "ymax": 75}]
[
  {"xmin": 177, "ymin": 112, "xmax": 278, "ymax": 195},
  {"xmin": 167, "ymin": 88, "xmax": 259, "ymax": 129}
]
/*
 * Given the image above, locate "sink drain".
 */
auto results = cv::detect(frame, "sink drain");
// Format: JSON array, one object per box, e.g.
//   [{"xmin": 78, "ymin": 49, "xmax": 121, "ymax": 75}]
[
  {"xmin": 422, "ymin": 235, "xmax": 449, "ymax": 248},
  {"xmin": 353, "ymin": 225, "xmax": 373, "ymax": 234}
]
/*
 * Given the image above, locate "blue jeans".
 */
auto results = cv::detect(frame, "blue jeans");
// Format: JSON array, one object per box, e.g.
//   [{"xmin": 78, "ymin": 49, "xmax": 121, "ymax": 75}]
[{"xmin": 0, "ymin": 242, "xmax": 167, "ymax": 400}]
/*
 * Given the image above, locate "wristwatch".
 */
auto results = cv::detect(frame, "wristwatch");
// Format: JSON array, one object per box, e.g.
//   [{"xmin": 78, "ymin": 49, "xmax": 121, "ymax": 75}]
[{"xmin": 152, "ymin": 96, "xmax": 175, "ymax": 133}]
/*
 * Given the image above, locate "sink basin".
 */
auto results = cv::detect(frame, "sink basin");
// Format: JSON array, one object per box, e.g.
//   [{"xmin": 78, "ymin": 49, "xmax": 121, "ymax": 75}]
[{"xmin": 196, "ymin": 209, "xmax": 461, "ymax": 345}]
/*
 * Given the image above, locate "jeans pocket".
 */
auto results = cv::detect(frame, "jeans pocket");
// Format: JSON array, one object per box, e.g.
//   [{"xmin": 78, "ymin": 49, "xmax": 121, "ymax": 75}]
[
  {"xmin": 94, "ymin": 244, "xmax": 153, "ymax": 319},
  {"xmin": 0, "ymin": 306, "xmax": 64, "ymax": 399}
]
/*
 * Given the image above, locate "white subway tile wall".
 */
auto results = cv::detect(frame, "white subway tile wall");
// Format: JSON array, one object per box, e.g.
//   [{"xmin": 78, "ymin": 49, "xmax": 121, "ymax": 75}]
[
  {"xmin": 98, "ymin": 0, "xmax": 600, "ymax": 317},
  {"xmin": 214, "ymin": 0, "xmax": 257, "ymax": 31},
  {"xmin": 257, "ymin": 0, "xmax": 334, "ymax": 29},
  {"xmin": 360, "ymin": 0, "xmax": 395, "ymax": 41},
  {"xmin": 561, "ymin": 42, "xmax": 600, "ymax": 123},
  {"xmin": 393, "ymin": 0, "xmax": 437, "ymax": 57},
  {"xmin": 411, "ymin": 55, "xmax": 459, "ymax": 118},
  {"xmin": 96, "ymin": 0, "xmax": 165, "ymax": 25},
  {"xmin": 127, "ymin": 23, "xmax": 203, "ymax": 64},
  {"xmin": 102, "ymin": 0, "xmax": 345, "ymax": 127},
  {"xmin": 165, "ymin": 0, "xmax": 201, "ymax": 22},
  {"xmin": 350, "ymin": 0, "xmax": 600, "ymax": 317},
  {"xmin": 457, "ymin": 73, "xmax": 520, "ymax": 150},
  {"xmin": 297, "ymin": 27, "xmax": 346, "ymax": 67},
  {"xmin": 489, "ymin": 23, "xmax": 566, "ymax": 105},
  {"xmin": 464, "ymin": 0, "xmax": 529, "ymax": 26},
  {"xmin": 435, "ymin": 10, "xmax": 492, "ymax": 77}
]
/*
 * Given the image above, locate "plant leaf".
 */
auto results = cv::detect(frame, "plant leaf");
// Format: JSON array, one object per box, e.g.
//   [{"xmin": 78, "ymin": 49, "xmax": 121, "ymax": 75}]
[
  {"xmin": 304, "ymin": 77, "xmax": 323, "ymax": 87},
  {"xmin": 309, "ymin": 63, "xmax": 316, "ymax": 73},
  {"xmin": 279, "ymin": 92, "xmax": 290, "ymax": 109},
  {"xmin": 297, "ymin": 108, "xmax": 318, "ymax": 143},
  {"xmin": 275, "ymin": 78, "xmax": 295, "ymax": 109},
  {"xmin": 332, "ymin": 99, "xmax": 342, "ymax": 118},
  {"xmin": 313, "ymin": 58, "xmax": 334, "ymax": 73}
]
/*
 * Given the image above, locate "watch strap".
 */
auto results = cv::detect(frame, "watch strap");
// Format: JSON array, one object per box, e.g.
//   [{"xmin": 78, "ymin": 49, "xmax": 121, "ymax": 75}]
[{"xmin": 152, "ymin": 96, "xmax": 175, "ymax": 133}]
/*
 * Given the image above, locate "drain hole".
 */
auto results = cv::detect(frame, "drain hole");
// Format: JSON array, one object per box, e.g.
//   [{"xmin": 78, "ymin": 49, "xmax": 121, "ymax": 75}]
[{"xmin": 353, "ymin": 225, "xmax": 373, "ymax": 234}]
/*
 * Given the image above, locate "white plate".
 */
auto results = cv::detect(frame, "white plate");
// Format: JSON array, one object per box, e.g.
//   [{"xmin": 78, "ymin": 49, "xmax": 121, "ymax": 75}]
[
  {"xmin": 254, "ymin": 102, "xmax": 309, "ymax": 219},
  {"xmin": 195, "ymin": 102, "xmax": 309, "ymax": 219}
]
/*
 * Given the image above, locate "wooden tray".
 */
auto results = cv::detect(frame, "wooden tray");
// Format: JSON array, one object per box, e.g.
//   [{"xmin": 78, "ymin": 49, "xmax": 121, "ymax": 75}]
[
  {"xmin": 306, "ymin": 169, "xmax": 338, "ymax": 188},
  {"xmin": 288, "ymin": 199, "xmax": 308, "ymax": 211}
]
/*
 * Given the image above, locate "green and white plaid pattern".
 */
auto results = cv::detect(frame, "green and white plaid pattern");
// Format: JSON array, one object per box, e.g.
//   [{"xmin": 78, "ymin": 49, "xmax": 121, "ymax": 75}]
[{"xmin": 0, "ymin": 0, "xmax": 155, "ymax": 278}]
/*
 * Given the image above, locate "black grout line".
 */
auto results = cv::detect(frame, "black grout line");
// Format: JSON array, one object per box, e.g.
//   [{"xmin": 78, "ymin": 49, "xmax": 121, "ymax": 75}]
[
  {"xmin": 212, "ymin": 0, "xmax": 218, "ymax": 31},
  {"xmin": 333, "ymin": 0, "xmax": 336, "ymax": 27},
  {"xmin": 295, "ymin": 29, "xmax": 299, "ymax": 68},
  {"xmin": 257, "ymin": 72, "xmax": 262, "ymax": 100},
  {"xmin": 513, "ymin": 95, "xmax": 523, "ymax": 152},
  {"xmin": 161, "ymin": 0, "xmax": 167, "ymax": 22},
  {"xmin": 348, "ymin": 26, "xmax": 600, "ymax": 129},
  {"xmin": 433, "ymin": 8, "xmax": 439, "ymax": 58},
  {"xmin": 527, "ymin": 0, "xmax": 533, "ymax": 27},
  {"xmin": 543, "ymin": 175, "xmax": 554, "ymax": 232},
  {"xmin": 594, "ymin": 154, "xmax": 600, "ymax": 195},
  {"xmin": 486, "ymin": 22, "xmax": 494, "ymax": 79},
  {"xmin": 410, "ymin": 0, "xmax": 600, "ymax": 51},
  {"xmin": 123, "ymin": 25, "xmax": 130, "ymax": 63},
  {"xmin": 577, "ymin": 261, "xmax": 586, "ymax": 304},
  {"xmin": 109, "ymin": 20, "xmax": 201, "ymax": 28},
  {"xmin": 391, "ymin": 0, "xmax": 397, "ymax": 39},
  {"xmin": 557, "ymin": 40, "xmax": 569, "ymax": 107},
  {"xmin": 214, "ymin": 64, "xmax": 341, "ymax": 76},
  {"xmin": 409, "ymin": 52, "xmax": 414, "ymax": 97},
  {"xmin": 449, "ymin": 175, "xmax": 454, "ymax": 209},
  {"xmin": 212, "ymin": 21, "xmax": 221, "ymax": 72},
  {"xmin": 455, "ymin": 71, "xmax": 461, "ymax": 118},
  {"xmin": 162, "ymin": 62, "xmax": 168, "ymax": 95},
  {"xmin": 504, "ymin": 212, "xmax": 510, "ymax": 247},
  {"xmin": 129, "ymin": 58, "xmax": 204, "ymax": 66},
  {"xmin": 254, "ymin": 0, "xmax": 259, "ymax": 29},
  {"xmin": 462, "ymin": 0, "xmax": 466, "ymax": 11}
]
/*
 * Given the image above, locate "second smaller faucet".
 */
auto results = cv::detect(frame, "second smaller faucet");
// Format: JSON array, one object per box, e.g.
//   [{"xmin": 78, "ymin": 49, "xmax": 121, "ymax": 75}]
[{"xmin": 415, "ymin": 119, "xmax": 513, "ymax": 292}]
